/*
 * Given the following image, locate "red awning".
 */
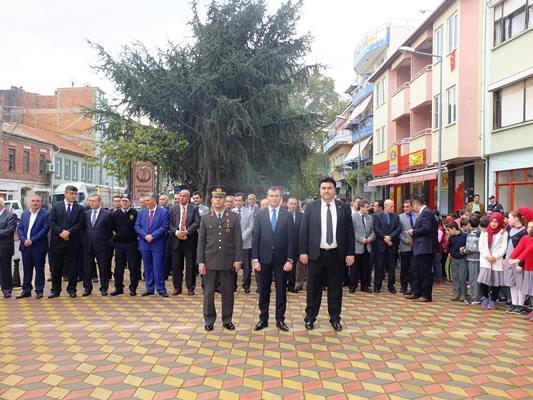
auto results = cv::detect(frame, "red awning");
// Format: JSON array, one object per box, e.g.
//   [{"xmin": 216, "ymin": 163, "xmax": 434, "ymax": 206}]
[
  {"xmin": 367, "ymin": 167, "xmax": 443, "ymax": 187},
  {"xmin": 367, "ymin": 176, "xmax": 397, "ymax": 187}
]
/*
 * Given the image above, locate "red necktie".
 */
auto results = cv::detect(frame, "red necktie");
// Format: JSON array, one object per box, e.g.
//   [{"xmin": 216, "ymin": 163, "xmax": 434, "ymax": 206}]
[
  {"xmin": 180, "ymin": 206, "xmax": 187, "ymax": 231},
  {"xmin": 148, "ymin": 210, "xmax": 154, "ymax": 229}
]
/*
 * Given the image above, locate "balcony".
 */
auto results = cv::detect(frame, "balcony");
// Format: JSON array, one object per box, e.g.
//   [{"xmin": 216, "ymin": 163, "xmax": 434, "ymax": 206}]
[
  {"xmin": 351, "ymin": 83, "xmax": 374, "ymax": 107},
  {"xmin": 410, "ymin": 65, "xmax": 433, "ymax": 110},
  {"xmin": 351, "ymin": 117, "xmax": 373, "ymax": 142},
  {"xmin": 323, "ymin": 130, "xmax": 353, "ymax": 153},
  {"xmin": 397, "ymin": 128, "xmax": 432, "ymax": 171},
  {"xmin": 391, "ymin": 82, "xmax": 410, "ymax": 121},
  {"xmin": 353, "ymin": 25, "xmax": 390, "ymax": 74}
]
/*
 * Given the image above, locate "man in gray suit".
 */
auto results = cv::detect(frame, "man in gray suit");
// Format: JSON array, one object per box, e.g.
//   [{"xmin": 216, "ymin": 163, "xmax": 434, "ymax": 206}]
[
  {"xmin": 233, "ymin": 192, "xmax": 254, "ymax": 293},
  {"xmin": 351, "ymin": 200, "xmax": 374, "ymax": 293},
  {"xmin": 0, "ymin": 199, "xmax": 18, "ymax": 298},
  {"xmin": 399, "ymin": 199, "xmax": 416, "ymax": 294}
]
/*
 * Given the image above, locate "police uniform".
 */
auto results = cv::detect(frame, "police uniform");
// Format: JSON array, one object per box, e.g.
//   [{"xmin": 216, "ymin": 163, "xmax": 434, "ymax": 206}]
[{"xmin": 197, "ymin": 187, "xmax": 243, "ymax": 329}]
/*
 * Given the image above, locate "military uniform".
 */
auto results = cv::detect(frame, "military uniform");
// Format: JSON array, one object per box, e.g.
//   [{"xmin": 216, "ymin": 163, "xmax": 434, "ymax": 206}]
[{"xmin": 197, "ymin": 206, "xmax": 243, "ymax": 326}]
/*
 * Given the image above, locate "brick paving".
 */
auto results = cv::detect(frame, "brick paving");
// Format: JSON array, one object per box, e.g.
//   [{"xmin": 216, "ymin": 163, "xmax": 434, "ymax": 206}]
[{"xmin": 0, "ymin": 276, "xmax": 531, "ymax": 399}]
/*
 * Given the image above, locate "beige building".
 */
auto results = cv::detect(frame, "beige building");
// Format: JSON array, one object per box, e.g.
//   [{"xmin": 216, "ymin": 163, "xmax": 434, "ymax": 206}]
[{"xmin": 484, "ymin": 0, "xmax": 533, "ymax": 211}]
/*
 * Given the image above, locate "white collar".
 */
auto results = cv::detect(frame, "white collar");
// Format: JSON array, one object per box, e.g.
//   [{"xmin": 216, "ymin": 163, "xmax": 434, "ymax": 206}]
[{"xmin": 321, "ymin": 199, "xmax": 335, "ymax": 207}]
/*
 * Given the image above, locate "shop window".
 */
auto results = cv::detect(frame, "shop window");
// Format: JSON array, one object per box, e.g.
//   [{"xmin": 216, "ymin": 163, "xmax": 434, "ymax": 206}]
[
  {"xmin": 514, "ymin": 184, "xmax": 533, "ymax": 207},
  {"xmin": 496, "ymin": 167, "xmax": 533, "ymax": 210}
]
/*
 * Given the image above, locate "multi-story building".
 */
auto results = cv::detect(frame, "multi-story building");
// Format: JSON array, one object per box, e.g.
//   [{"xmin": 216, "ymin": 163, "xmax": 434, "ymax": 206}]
[
  {"xmin": 484, "ymin": 0, "xmax": 533, "ymax": 211},
  {"xmin": 368, "ymin": 0, "xmax": 485, "ymax": 213}
]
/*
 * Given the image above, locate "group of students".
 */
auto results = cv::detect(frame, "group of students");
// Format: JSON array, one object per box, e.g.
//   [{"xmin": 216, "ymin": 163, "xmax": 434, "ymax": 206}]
[{"xmin": 443, "ymin": 207, "xmax": 533, "ymax": 320}]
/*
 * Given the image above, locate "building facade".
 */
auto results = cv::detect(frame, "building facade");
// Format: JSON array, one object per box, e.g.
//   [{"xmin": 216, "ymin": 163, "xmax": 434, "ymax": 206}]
[
  {"xmin": 368, "ymin": 0, "xmax": 485, "ymax": 213},
  {"xmin": 484, "ymin": 0, "xmax": 533, "ymax": 211}
]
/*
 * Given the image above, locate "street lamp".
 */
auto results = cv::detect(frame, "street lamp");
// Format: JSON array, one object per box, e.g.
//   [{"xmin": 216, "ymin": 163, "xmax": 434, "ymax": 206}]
[{"xmin": 399, "ymin": 46, "xmax": 443, "ymax": 211}]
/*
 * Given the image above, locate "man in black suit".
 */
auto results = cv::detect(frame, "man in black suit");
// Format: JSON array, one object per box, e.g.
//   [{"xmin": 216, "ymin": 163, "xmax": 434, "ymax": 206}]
[
  {"xmin": 373, "ymin": 199, "xmax": 402, "ymax": 293},
  {"xmin": 286, "ymin": 196, "xmax": 304, "ymax": 293},
  {"xmin": 406, "ymin": 196, "xmax": 438, "ymax": 302},
  {"xmin": 82, "ymin": 195, "xmax": 114, "ymax": 296},
  {"xmin": 48, "ymin": 185, "xmax": 85, "ymax": 298},
  {"xmin": 0, "ymin": 199, "xmax": 18, "ymax": 298},
  {"xmin": 252, "ymin": 187, "xmax": 295, "ymax": 332},
  {"xmin": 299, "ymin": 177, "xmax": 355, "ymax": 332},
  {"xmin": 169, "ymin": 189, "xmax": 201, "ymax": 295}
]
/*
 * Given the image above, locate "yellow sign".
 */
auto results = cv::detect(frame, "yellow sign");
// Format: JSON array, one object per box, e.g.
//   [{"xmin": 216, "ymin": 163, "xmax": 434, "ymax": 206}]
[
  {"xmin": 389, "ymin": 145, "xmax": 399, "ymax": 174},
  {"xmin": 442, "ymin": 173, "xmax": 449, "ymax": 190},
  {"xmin": 409, "ymin": 150, "xmax": 425, "ymax": 167}
]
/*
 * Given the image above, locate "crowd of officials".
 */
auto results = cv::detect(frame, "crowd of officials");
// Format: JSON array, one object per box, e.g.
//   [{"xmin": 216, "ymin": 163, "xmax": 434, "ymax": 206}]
[{"xmin": 0, "ymin": 178, "xmax": 531, "ymax": 332}]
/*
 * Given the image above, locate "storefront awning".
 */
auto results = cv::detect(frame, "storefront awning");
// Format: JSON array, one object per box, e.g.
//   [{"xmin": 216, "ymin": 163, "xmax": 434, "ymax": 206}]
[
  {"xmin": 348, "ymin": 95, "xmax": 372, "ymax": 123},
  {"xmin": 367, "ymin": 176, "xmax": 397, "ymax": 187},
  {"xmin": 344, "ymin": 135, "xmax": 372, "ymax": 164},
  {"xmin": 367, "ymin": 167, "xmax": 445, "ymax": 187}
]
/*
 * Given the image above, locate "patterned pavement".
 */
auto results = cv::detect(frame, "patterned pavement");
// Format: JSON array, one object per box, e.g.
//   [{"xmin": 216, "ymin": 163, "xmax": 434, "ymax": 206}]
[{"xmin": 0, "ymin": 274, "xmax": 531, "ymax": 400}]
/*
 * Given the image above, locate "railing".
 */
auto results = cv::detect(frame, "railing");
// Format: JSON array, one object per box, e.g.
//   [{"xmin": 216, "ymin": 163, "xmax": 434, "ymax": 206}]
[
  {"xmin": 411, "ymin": 128, "xmax": 432, "ymax": 139},
  {"xmin": 392, "ymin": 82, "xmax": 410, "ymax": 97},
  {"xmin": 411, "ymin": 65, "xmax": 432, "ymax": 82}
]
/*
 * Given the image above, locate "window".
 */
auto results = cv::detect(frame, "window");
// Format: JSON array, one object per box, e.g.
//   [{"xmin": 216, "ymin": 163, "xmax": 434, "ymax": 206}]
[
  {"xmin": 375, "ymin": 126, "xmax": 386, "ymax": 153},
  {"xmin": 434, "ymin": 25, "xmax": 443, "ymax": 60},
  {"xmin": 23, "ymin": 150, "xmax": 30, "ymax": 174},
  {"xmin": 87, "ymin": 164, "xmax": 93, "ymax": 183},
  {"xmin": 494, "ymin": 78, "xmax": 533, "ymax": 129},
  {"xmin": 433, "ymin": 94, "xmax": 441, "ymax": 129},
  {"xmin": 494, "ymin": 0, "xmax": 529, "ymax": 46},
  {"xmin": 447, "ymin": 13, "xmax": 458, "ymax": 52},
  {"xmin": 55, "ymin": 157, "xmax": 62, "ymax": 179},
  {"xmin": 447, "ymin": 85, "xmax": 457, "ymax": 124},
  {"xmin": 375, "ymin": 78, "xmax": 386, "ymax": 107},
  {"xmin": 81, "ymin": 162, "xmax": 87, "ymax": 181},
  {"xmin": 72, "ymin": 161, "xmax": 78, "ymax": 180},
  {"xmin": 8, "ymin": 148, "xmax": 16, "ymax": 172},
  {"xmin": 39, "ymin": 154, "xmax": 46, "ymax": 176},
  {"xmin": 64, "ymin": 159, "xmax": 71, "ymax": 180},
  {"xmin": 496, "ymin": 167, "xmax": 533, "ymax": 211}
]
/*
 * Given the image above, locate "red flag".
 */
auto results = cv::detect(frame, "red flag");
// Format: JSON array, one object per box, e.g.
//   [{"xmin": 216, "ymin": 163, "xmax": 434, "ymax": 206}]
[{"xmin": 450, "ymin": 49, "xmax": 456, "ymax": 72}]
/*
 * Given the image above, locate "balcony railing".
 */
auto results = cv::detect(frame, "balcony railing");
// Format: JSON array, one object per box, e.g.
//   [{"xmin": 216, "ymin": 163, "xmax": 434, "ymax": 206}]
[
  {"xmin": 351, "ymin": 83, "xmax": 374, "ymax": 107},
  {"xmin": 391, "ymin": 82, "xmax": 410, "ymax": 120},
  {"xmin": 353, "ymin": 25, "xmax": 390, "ymax": 74},
  {"xmin": 323, "ymin": 130, "xmax": 353, "ymax": 153},
  {"xmin": 410, "ymin": 65, "xmax": 432, "ymax": 110}
]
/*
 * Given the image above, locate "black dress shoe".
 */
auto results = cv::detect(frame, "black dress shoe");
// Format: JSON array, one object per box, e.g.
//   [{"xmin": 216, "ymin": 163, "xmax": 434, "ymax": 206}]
[
  {"xmin": 141, "ymin": 292, "xmax": 154, "ymax": 297},
  {"xmin": 295, "ymin": 286, "xmax": 303, "ymax": 292},
  {"xmin": 130, "ymin": 290, "xmax": 137, "ymax": 296},
  {"xmin": 205, "ymin": 323, "xmax": 214, "ymax": 331},
  {"xmin": 244, "ymin": 288, "xmax": 251, "ymax": 294},
  {"xmin": 68, "ymin": 292, "xmax": 77, "ymax": 298},
  {"xmin": 389, "ymin": 287, "xmax": 397, "ymax": 294},
  {"xmin": 160, "ymin": 292, "xmax": 169, "ymax": 297},
  {"xmin": 349, "ymin": 288, "xmax": 356, "ymax": 294},
  {"xmin": 36, "ymin": 293, "xmax": 43, "ymax": 299},
  {"xmin": 223, "ymin": 322, "xmax": 235, "ymax": 330},
  {"xmin": 254, "ymin": 321, "xmax": 268, "ymax": 331},
  {"xmin": 287, "ymin": 287, "xmax": 297, "ymax": 293},
  {"xmin": 100, "ymin": 291, "xmax": 108, "ymax": 296},
  {"xmin": 110, "ymin": 290, "xmax": 124, "ymax": 296},
  {"xmin": 363, "ymin": 288, "xmax": 372, "ymax": 293},
  {"xmin": 82, "ymin": 291, "xmax": 92, "ymax": 297},
  {"xmin": 48, "ymin": 293, "xmax": 60, "ymax": 298},
  {"xmin": 3, "ymin": 292, "xmax": 12, "ymax": 299},
  {"xmin": 16, "ymin": 292, "xmax": 31, "ymax": 299},
  {"xmin": 373, "ymin": 288, "xmax": 380, "ymax": 293},
  {"xmin": 304, "ymin": 321, "xmax": 314, "ymax": 330},
  {"xmin": 331, "ymin": 321, "xmax": 342, "ymax": 332},
  {"xmin": 276, "ymin": 321, "xmax": 289, "ymax": 331},
  {"xmin": 405, "ymin": 294, "xmax": 420, "ymax": 299},
  {"xmin": 404, "ymin": 290, "xmax": 413, "ymax": 296}
]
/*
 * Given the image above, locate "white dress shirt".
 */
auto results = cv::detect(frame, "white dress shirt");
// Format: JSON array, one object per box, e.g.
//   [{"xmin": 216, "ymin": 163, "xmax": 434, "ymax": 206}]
[
  {"xmin": 27, "ymin": 209, "xmax": 40, "ymax": 239},
  {"xmin": 64, "ymin": 199, "xmax": 73, "ymax": 212},
  {"xmin": 320, "ymin": 199, "xmax": 337, "ymax": 249}
]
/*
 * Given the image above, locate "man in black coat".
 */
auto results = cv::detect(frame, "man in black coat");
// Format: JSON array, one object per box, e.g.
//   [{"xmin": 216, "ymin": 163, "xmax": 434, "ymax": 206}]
[
  {"xmin": 48, "ymin": 185, "xmax": 85, "ymax": 298},
  {"xmin": 0, "ymin": 199, "xmax": 18, "ymax": 298},
  {"xmin": 82, "ymin": 195, "xmax": 114, "ymax": 296},
  {"xmin": 169, "ymin": 189, "xmax": 201, "ymax": 296},
  {"xmin": 406, "ymin": 196, "xmax": 438, "ymax": 302},
  {"xmin": 299, "ymin": 177, "xmax": 355, "ymax": 331},
  {"xmin": 372, "ymin": 199, "xmax": 402, "ymax": 293},
  {"xmin": 286, "ymin": 196, "xmax": 304, "ymax": 292},
  {"xmin": 252, "ymin": 187, "xmax": 295, "ymax": 332}
]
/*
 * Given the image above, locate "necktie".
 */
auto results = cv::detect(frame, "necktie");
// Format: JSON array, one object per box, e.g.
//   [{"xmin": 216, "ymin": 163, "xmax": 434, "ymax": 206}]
[
  {"xmin": 409, "ymin": 213, "xmax": 415, "ymax": 228},
  {"xmin": 271, "ymin": 208, "xmax": 277, "ymax": 231},
  {"xmin": 180, "ymin": 206, "xmax": 187, "ymax": 230},
  {"xmin": 292, "ymin": 212, "xmax": 296, "ymax": 223},
  {"xmin": 387, "ymin": 213, "xmax": 391, "ymax": 226},
  {"xmin": 361, "ymin": 214, "xmax": 366, "ymax": 230},
  {"xmin": 326, "ymin": 203, "xmax": 333, "ymax": 245},
  {"xmin": 91, "ymin": 210, "xmax": 97, "ymax": 227},
  {"xmin": 148, "ymin": 210, "xmax": 154, "ymax": 229},
  {"xmin": 218, "ymin": 213, "xmax": 222, "ymax": 221},
  {"xmin": 66, "ymin": 203, "xmax": 72, "ymax": 219}
]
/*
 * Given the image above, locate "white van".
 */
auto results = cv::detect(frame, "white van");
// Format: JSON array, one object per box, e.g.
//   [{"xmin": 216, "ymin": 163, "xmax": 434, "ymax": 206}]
[
  {"xmin": 53, "ymin": 182, "xmax": 124, "ymax": 208},
  {"xmin": 4, "ymin": 200, "xmax": 23, "ymax": 220}
]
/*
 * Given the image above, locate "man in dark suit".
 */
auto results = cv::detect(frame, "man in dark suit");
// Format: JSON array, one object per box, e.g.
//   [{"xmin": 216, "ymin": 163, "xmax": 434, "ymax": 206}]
[
  {"xmin": 252, "ymin": 187, "xmax": 295, "ymax": 332},
  {"xmin": 0, "ymin": 199, "xmax": 18, "ymax": 298},
  {"xmin": 82, "ymin": 195, "xmax": 114, "ymax": 296},
  {"xmin": 16, "ymin": 195, "xmax": 49, "ymax": 299},
  {"xmin": 406, "ymin": 196, "xmax": 438, "ymax": 302},
  {"xmin": 135, "ymin": 193, "xmax": 169, "ymax": 297},
  {"xmin": 48, "ymin": 185, "xmax": 85, "ymax": 298},
  {"xmin": 197, "ymin": 186, "xmax": 242, "ymax": 331},
  {"xmin": 299, "ymin": 177, "xmax": 355, "ymax": 331},
  {"xmin": 373, "ymin": 199, "xmax": 402, "ymax": 293},
  {"xmin": 351, "ymin": 200, "xmax": 375, "ymax": 293},
  {"xmin": 286, "ymin": 196, "xmax": 304, "ymax": 292},
  {"xmin": 111, "ymin": 196, "xmax": 141, "ymax": 296},
  {"xmin": 169, "ymin": 189, "xmax": 200, "ymax": 295}
]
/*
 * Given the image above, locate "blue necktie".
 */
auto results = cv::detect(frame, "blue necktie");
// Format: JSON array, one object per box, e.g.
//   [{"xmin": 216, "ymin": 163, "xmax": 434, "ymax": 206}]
[{"xmin": 271, "ymin": 208, "xmax": 277, "ymax": 231}]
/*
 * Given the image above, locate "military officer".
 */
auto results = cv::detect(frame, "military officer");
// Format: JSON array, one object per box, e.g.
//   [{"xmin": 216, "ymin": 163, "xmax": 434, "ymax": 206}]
[{"xmin": 197, "ymin": 186, "xmax": 243, "ymax": 331}]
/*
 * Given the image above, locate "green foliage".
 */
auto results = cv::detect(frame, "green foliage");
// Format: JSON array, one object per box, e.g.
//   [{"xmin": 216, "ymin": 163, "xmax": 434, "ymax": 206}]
[
  {"xmin": 90, "ymin": 0, "xmax": 319, "ymax": 194},
  {"xmin": 345, "ymin": 163, "xmax": 372, "ymax": 194},
  {"xmin": 288, "ymin": 152, "xmax": 323, "ymax": 199}
]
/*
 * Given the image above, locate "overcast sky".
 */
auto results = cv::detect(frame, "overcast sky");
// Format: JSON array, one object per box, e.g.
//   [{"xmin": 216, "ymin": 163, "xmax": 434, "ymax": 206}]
[{"xmin": 1, "ymin": 0, "xmax": 441, "ymax": 100}]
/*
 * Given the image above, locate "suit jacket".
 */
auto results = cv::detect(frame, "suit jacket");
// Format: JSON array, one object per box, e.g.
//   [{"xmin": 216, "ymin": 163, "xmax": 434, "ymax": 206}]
[
  {"xmin": 169, "ymin": 203, "xmax": 200, "ymax": 250},
  {"xmin": 83, "ymin": 208, "xmax": 114, "ymax": 252},
  {"xmin": 299, "ymin": 199, "xmax": 355, "ymax": 261},
  {"xmin": 49, "ymin": 201, "xmax": 85, "ymax": 250},
  {"xmin": 233, "ymin": 207, "xmax": 254, "ymax": 250},
  {"xmin": 373, "ymin": 212, "xmax": 402, "ymax": 252},
  {"xmin": 0, "ymin": 210, "xmax": 17, "ymax": 256},
  {"xmin": 134, "ymin": 206, "xmax": 170, "ymax": 251},
  {"xmin": 196, "ymin": 210, "xmax": 243, "ymax": 270},
  {"xmin": 412, "ymin": 206, "xmax": 438, "ymax": 256},
  {"xmin": 252, "ymin": 207, "xmax": 295, "ymax": 265},
  {"xmin": 289, "ymin": 211, "xmax": 303, "ymax": 253},
  {"xmin": 17, "ymin": 208, "xmax": 50, "ymax": 253},
  {"xmin": 352, "ymin": 212, "xmax": 374, "ymax": 254},
  {"xmin": 399, "ymin": 212, "xmax": 417, "ymax": 252}
]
